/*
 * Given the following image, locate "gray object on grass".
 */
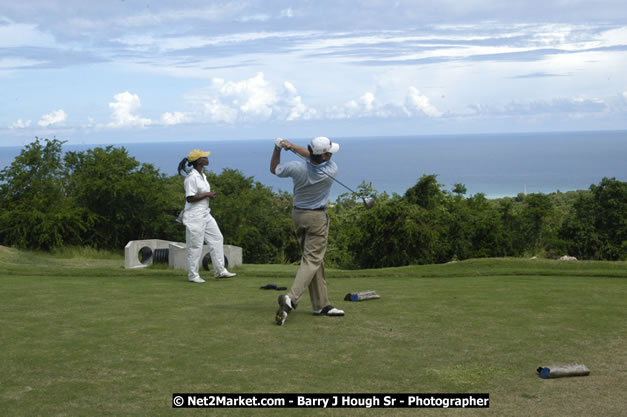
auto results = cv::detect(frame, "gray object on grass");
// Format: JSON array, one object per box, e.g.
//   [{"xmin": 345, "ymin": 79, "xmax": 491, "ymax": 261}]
[
  {"xmin": 537, "ymin": 364, "xmax": 590, "ymax": 378},
  {"xmin": 344, "ymin": 290, "xmax": 381, "ymax": 302}
]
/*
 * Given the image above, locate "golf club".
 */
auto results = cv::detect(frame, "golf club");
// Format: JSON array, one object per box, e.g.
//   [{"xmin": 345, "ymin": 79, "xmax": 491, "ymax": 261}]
[{"xmin": 287, "ymin": 148, "xmax": 375, "ymax": 209}]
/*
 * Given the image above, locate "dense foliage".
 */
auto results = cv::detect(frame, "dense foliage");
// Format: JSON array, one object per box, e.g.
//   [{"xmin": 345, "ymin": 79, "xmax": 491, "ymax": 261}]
[
  {"xmin": 202, "ymin": 169, "xmax": 297, "ymax": 264},
  {"xmin": 63, "ymin": 145, "xmax": 181, "ymax": 249},
  {"xmin": 0, "ymin": 138, "xmax": 85, "ymax": 250},
  {"xmin": 326, "ymin": 175, "xmax": 625, "ymax": 268},
  {"xmin": 0, "ymin": 138, "xmax": 296, "ymax": 263},
  {"xmin": 1, "ymin": 138, "xmax": 625, "ymax": 267},
  {"xmin": 559, "ymin": 177, "xmax": 627, "ymax": 260}
]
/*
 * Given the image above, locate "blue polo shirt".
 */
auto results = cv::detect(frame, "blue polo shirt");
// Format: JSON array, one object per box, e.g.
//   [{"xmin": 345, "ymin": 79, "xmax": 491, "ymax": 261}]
[{"xmin": 275, "ymin": 160, "xmax": 338, "ymax": 209}]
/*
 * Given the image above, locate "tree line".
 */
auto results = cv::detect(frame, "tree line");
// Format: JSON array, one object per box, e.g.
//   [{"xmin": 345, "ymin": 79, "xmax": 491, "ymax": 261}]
[{"xmin": 1, "ymin": 138, "xmax": 624, "ymax": 267}]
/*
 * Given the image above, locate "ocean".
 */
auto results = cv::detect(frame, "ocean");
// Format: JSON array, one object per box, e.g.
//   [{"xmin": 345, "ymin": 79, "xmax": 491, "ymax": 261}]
[{"xmin": 1, "ymin": 131, "xmax": 626, "ymax": 199}]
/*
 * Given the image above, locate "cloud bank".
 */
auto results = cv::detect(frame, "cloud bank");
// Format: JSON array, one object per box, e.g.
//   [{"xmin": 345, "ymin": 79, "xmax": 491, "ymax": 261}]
[{"xmin": 1, "ymin": 2, "xmax": 626, "ymax": 142}]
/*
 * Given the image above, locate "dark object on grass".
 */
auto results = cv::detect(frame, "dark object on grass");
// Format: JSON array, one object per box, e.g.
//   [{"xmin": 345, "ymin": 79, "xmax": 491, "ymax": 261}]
[
  {"xmin": 537, "ymin": 364, "xmax": 590, "ymax": 378},
  {"xmin": 260, "ymin": 283, "xmax": 287, "ymax": 290},
  {"xmin": 344, "ymin": 290, "xmax": 380, "ymax": 302},
  {"xmin": 202, "ymin": 254, "xmax": 228, "ymax": 271}
]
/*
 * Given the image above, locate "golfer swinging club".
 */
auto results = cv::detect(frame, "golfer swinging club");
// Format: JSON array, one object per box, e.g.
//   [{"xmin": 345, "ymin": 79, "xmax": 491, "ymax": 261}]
[
  {"xmin": 270, "ymin": 137, "xmax": 345, "ymax": 325},
  {"xmin": 177, "ymin": 149, "xmax": 237, "ymax": 283}
]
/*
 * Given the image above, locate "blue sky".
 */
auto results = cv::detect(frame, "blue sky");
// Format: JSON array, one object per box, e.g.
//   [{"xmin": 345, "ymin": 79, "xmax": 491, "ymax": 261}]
[{"xmin": 1, "ymin": 0, "xmax": 626, "ymax": 145}]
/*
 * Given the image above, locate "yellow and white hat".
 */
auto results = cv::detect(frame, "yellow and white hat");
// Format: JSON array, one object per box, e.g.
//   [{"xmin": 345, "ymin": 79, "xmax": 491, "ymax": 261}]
[{"xmin": 187, "ymin": 149, "xmax": 210, "ymax": 162}]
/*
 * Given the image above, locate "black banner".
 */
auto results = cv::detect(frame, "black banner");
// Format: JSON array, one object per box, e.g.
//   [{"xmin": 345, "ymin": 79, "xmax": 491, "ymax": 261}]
[{"xmin": 172, "ymin": 393, "xmax": 489, "ymax": 408}]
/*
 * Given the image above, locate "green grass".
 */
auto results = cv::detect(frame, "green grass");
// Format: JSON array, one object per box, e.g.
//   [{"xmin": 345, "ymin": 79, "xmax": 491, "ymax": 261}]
[{"xmin": 1, "ymin": 246, "xmax": 626, "ymax": 416}]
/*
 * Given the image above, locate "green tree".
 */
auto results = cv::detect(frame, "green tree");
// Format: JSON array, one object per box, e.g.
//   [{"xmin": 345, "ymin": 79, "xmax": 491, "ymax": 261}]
[
  {"xmin": 560, "ymin": 178, "xmax": 626, "ymax": 260},
  {"xmin": 204, "ymin": 169, "xmax": 297, "ymax": 264},
  {"xmin": 446, "ymin": 193, "xmax": 511, "ymax": 260},
  {"xmin": 591, "ymin": 177, "xmax": 626, "ymax": 259},
  {"xmin": 405, "ymin": 174, "xmax": 444, "ymax": 209},
  {"xmin": 559, "ymin": 192, "xmax": 600, "ymax": 259},
  {"xmin": 0, "ymin": 138, "xmax": 89, "ymax": 250},
  {"xmin": 64, "ymin": 146, "xmax": 177, "ymax": 249},
  {"xmin": 339, "ymin": 196, "xmax": 445, "ymax": 268},
  {"xmin": 327, "ymin": 186, "xmax": 388, "ymax": 268},
  {"xmin": 498, "ymin": 199, "xmax": 524, "ymax": 256},
  {"xmin": 520, "ymin": 193, "xmax": 554, "ymax": 252},
  {"xmin": 452, "ymin": 183, "xmax": 467, "ymax": 196}
]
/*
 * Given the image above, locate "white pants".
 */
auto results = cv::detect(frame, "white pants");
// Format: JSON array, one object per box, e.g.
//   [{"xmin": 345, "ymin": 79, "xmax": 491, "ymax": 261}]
[{"xmin": 184, "ymin": 211, "xmax": 226, "ymax": 280}]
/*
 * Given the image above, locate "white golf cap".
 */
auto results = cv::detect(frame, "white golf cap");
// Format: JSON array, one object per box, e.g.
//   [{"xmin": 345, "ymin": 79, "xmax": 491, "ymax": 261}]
[{"xmin": 309, "ymin": 136, "xmax": 339, "ymax": 155}]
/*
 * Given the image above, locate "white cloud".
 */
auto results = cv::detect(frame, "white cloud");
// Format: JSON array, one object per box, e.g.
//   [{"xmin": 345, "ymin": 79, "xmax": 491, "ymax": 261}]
[
  {"xmin": 325, "ymin": 89, "xmax": 442, "ymax": 120},
  {"xmin": 204, "ymin": 99, "xmax": 238, "ymax": 124},
  {"xmin": 191, "ymin": 74, "xmax": 319, "ymax": 123},
  {"xmin": 9, "ymin": 119, "xmax": 32, "ymax": 129},
  {"xmin": 346, "ymin": 93, "xmax": 375, "ymax": 116},
  {"xmin": 467, "ymin": 97, "xmax": 609, "ymax": 116},
  {"xmin": 282, "ymin": 81, "xmax": 318, "ymax": 121},
  {"xmin": 285, "ymin": 95, "xmax": 314, "ymax": 121},
  {"xmin": 599, "ymin": 26, "xmax": 627, "ymax": 46},
  {"xmin": 113, "ymin": 31, "xmax": 312, "ymax": 54},
  {"xmin": 107, "ymin": 91, "xmax": 152, "ymax": 128},
  {"xmin": 160, "ymin": 111, "xmax": 188, "ymax": 126},
  {"xmin": 361, "ymin": 92, "xmax": 375, "ymax": 112},
  {"xmin": 117, "ymin": 5, "xmax": 243, "ymax": 28},
  {"xmin": 237, "ymin": 7, "xmax": 295, "ymax": 22},
  {"xmin": 283, "ymin": 81, "xmax": 298, "ymax": 96},
  {"xmin": 0, "ymin": 21, "xmax": 55, "ymax": 48},
  {"xmin": 200, "ymin": 73, "xmax": 278, "ymax": 122},
  {"xmin": 326, "ymin": 92, "xmax": 377, "ymax": 119},
  {"xmin": 221, "ymin": 72, "xmax": 277, "ymax": 118},
  {"xmin": 0, "ymin": 57, "xmax": 46, "ymax": 72},
  {"xmin": 37, "ymin": 109, "xmax": 67, "ymax": 127},
  {"xmin": 404, "ymin": 87, "xmax": 443, "ymax": 117}
]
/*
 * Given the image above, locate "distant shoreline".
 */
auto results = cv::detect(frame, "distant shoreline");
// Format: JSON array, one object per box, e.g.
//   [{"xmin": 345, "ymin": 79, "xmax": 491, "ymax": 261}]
[
  {"xmin": 2, "ymin": 128, "xmax": 626, "ymax": 148},
  {"xmin": 2, "ymin": 131, "xmax": 625, "ymax": 199}
]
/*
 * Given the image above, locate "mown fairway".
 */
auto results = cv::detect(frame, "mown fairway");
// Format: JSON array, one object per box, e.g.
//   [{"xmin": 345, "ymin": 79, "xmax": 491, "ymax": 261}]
[{"xmin": 1, "ymin": 247, "xmax": 625, "ymax": 416}]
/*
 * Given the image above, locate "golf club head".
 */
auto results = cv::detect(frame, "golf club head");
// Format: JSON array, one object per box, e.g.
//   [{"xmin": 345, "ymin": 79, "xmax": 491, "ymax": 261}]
[{"xmin": 362, "ymin": 196, "xmax": 375, "ymax": 209}]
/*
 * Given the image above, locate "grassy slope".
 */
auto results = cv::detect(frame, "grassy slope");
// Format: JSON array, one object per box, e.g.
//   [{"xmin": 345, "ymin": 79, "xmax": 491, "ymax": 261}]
[{"xmin": 1, "ymin": 247, "xmax": 626, "ymax": 416}]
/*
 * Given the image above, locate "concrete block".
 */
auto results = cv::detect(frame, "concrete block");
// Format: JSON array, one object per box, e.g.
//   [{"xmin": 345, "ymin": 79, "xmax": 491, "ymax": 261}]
[
  {"xmin": 124, "ymin": 239, "xmax": 177, "ymax": 269},
  {"xmin": 125, "ymin": 239, "xmax": 243, "ymax": 271},
  {"xmin": 224, "ymin": 244, "xmax": 243, "ymax": 268},
  {"xmin": 168, "ymin": 242, "xmax": 210, "ymax": 271}
]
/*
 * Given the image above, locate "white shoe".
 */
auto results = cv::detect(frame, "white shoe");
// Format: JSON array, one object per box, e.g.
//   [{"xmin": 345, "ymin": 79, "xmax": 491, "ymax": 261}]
[
  {"xmin": 313, "ymin": 305, "xmax": 344, "ymax": 316},
  {"xmin": 215, "ymin": 270, "xmax": 236, "ymax": 279},
  {"xmin": 188, "ymin": 277, "xmax": 206, "ymax": 283}
]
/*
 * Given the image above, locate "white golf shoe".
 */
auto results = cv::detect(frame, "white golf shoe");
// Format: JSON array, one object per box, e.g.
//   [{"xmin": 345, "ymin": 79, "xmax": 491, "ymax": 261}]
[
  {"xmin": 313, "ymin": 305, "xmax": 344, "ymax": 316},
  {"xmin": 188, "ymin": 277, "xmax": 206, "ymax": 283},
  {"xmin": 215, "ymin": 270, "xmax": 237, "ymax": 279}
]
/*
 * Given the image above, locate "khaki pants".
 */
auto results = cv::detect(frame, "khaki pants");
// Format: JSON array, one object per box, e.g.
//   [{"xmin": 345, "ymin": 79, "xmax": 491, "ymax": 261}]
[{"xmin": 288, "ymin": 209, "xmax": 330, "ymax": 311}]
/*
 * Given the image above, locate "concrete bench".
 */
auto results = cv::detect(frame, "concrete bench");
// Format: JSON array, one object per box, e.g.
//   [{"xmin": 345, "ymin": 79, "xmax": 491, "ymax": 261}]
[{"xmin": 124, "ymin": 239, "xmax": 242, "ymax": 272}]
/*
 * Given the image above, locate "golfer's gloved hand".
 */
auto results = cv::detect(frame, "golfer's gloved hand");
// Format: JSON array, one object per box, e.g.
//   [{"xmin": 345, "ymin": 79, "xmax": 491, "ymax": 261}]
[{"xmin": 274, "ymin": 137, "xmax": 285, "ymax": 149}]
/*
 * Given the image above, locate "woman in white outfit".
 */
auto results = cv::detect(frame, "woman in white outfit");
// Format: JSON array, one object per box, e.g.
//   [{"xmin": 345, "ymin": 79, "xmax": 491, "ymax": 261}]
[{"xmin": 177, "ymin": 149, "xmax": 237, "ymax": 283}]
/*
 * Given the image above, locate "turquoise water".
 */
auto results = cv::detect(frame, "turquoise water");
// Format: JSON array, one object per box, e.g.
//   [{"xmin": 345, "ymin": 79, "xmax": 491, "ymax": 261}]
[{"xmin": 2, "ymin": 131, "xmax": 625, "ymax": 199}]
